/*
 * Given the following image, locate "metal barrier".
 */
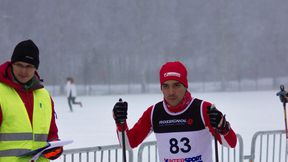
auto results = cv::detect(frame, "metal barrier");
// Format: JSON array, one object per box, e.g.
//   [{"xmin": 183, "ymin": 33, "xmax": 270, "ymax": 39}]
[
  {"xmin": 59, "ymin": 130, "xmax": 288, "ymax": 162},
  {"xmin": 137, "ymin": 141, "xmax": 157, "ymax": 162},
  {"xmin": 216, "ymin": 134, "xmax": 244, "ymax": 162},
  {"xmin": 247, "ymin": 130, "xmax": 287, "ymax": 162},
  {"xmin": 138, "ymin": 134, "xmax": 244, "ymax": 162},
  {"xmin": 61, "ymin": 144, "xmax": 133, "ymax": 162}
]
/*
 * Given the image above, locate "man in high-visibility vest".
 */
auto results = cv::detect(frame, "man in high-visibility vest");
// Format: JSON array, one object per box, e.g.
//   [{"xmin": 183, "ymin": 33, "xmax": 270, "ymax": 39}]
[{"xmin": 0, "ymin": 39, "xmax": 63, "ymax": 161}]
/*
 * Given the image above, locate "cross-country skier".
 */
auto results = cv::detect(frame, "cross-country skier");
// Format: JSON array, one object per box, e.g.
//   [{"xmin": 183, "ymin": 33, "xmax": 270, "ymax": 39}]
[
  {"xmin": 113, "ymin": 61, "xmax": 237, "ymax": 162},
  {"xmin": 65, "ymin": 77, "xmax": 82, "ymax": 112}
]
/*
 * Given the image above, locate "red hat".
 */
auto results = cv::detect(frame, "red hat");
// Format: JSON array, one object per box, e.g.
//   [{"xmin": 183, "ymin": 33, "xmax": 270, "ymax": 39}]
[{"xmin": 159, "ymin": 61, "xmax": 188, "ymax": 88}]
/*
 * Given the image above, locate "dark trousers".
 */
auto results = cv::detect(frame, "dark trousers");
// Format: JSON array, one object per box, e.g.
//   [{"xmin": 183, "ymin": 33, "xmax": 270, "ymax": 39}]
[{"xmin": 67, "ymin": 96, "xmax": 82, "ymax": 112}]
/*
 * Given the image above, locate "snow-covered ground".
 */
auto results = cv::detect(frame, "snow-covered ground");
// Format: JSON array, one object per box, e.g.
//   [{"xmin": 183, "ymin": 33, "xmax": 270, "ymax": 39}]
[{"xmin": 53, "ymin": 90, "xmax": 284, "ymax": 159}]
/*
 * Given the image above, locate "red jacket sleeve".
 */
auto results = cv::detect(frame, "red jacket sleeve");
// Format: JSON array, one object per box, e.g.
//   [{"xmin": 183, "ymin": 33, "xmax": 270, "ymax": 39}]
[
  {"xmin": 47, "ymin": 98, "xmax": 60, "ymax": 141},
  {"xmin": 116, "ymin": 106, "xmax": 153, "ymax": 148},
  {"xmin": 202, "ymin": 101, "xmax": 237, "ymax": 148}
]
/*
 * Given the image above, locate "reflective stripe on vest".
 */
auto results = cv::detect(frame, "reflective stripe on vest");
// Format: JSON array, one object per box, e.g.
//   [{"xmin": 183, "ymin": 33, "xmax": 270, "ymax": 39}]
[
  {"xmin": 0, "ymin": 133, "xmax": 48, "ymax": 141},
  {"xmin": 0, "ymin": 149, "xmax": 30, "ymax": 156},
  {"xmin": 0, "ymin": 83, "xmax": 52, "ymax": 161}
]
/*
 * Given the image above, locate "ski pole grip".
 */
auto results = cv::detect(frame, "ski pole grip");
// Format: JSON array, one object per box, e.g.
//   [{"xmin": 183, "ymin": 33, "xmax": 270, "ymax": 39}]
[
  {"xmin": 277, "ymin": 85, "xmax": 288, "ymax": 104},
  {"xmin": 118, "ymin": 98, "xmax": 126, "ymax": 124}
]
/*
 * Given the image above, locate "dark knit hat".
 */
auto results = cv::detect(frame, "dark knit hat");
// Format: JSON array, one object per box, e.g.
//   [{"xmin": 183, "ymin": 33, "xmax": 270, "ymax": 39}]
[
  {"xmin": 11, "ymin": 39, "xmax": 39, "ymax": 69},
  {"xmin": 159, "ymin": 61, "xmax": 188, "ymax": 88}
]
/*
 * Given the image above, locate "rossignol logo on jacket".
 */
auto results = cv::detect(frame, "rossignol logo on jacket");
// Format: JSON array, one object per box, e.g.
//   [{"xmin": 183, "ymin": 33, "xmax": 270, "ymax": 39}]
[
  {"xmin": 159, "ymin": 118, "xmax": 194, "ymax": 126},
  {"xmin": 152, "ymin": 98, "xmax": 212, "ymax": 162}
]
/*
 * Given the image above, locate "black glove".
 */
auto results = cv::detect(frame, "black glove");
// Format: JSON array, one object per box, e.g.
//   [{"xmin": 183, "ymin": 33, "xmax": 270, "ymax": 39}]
[
  {"xmin": 276, "ymin": 85, "xmax": 288, "ymax": 103},
  {"xmin": 113, "ymin": 99, "xmax": 128, "ymax": 124},
  {"xmin": 207, "ymin": 105, "xmax": 230, "ymax": 135}
]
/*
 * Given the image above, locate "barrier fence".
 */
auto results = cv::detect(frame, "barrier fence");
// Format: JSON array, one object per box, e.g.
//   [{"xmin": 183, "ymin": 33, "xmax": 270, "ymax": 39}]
[
  {"xmin": 215, "ymin": 134, "xmax": 244, "ymax": 162},
  {"xmin": 61, "ymin": 144, "xmax": 133, "ymax": 162},
  {"xmin": 60, "ymin": 130, "xmax": 286, "ymax": 162},
  {"xmin": 247, "ymin": 130, "xmax": 287, "ymax": 162}
]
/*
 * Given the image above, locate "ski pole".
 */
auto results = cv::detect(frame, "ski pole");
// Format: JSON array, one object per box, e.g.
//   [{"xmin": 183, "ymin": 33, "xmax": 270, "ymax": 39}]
[
  {"xmin": 121, "ymin": 123, "xmax": 127, "ymax": 162},
  {"xmin": 276, "ymin": 85, "xmax": 288, "ymax": 157},
  {"xmin": 283, "ymin": 102, "xmax": 288, "ymax": 139},
  {"xmin": 118, "ymin": 98, "xmax": 127, "ymax": 162},
  {"xmin": 276, "ymin": 85, "xmax": 288, "ymax": 139},
  {"xmin": 281, "ymin": 90, "xmax": 288, "ymax": 158},
  {"xmin": 214, "ymin": 129, "xmax": 219, "ymax": 162}
]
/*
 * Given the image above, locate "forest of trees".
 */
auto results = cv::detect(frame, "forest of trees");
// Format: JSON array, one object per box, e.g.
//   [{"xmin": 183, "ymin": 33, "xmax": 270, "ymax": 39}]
[{"xmin": 0, "ymin": 0, "xmax": 288, "ymax": 88}]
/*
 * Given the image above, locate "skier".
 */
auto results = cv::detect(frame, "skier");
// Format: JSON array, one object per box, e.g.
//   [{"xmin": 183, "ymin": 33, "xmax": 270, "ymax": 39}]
[
  {"xmin": 0, "ymin": 39, "xmax": 62, "ymax": 161},
  {"xmin": 65, "ymin": 77, "xmax": 82, "ymax": 112},
  {"xmin": 113, "ymin": 61, "xmax": 237, "ymax": 162}
]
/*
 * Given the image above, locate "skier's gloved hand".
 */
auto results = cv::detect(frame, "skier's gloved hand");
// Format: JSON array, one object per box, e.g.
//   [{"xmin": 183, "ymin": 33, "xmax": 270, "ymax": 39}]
[
  {"xmin": 113, "ymin": 99, "xmax": 128, "ymax": 124},
  {"xmin": 207, "ymin": 105, "xmax": 230, "ymax": 135},
  {"xmin": 276, "ymin": 85, "xmax": 288, "ymax": 103},
  {"xmin": 42, "ymin": 146, "xmax": 63, "ymax": 160}
]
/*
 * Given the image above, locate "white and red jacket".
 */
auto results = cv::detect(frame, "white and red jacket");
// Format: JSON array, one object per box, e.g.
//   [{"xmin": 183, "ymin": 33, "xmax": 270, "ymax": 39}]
[{"xmin": 115, "ymin": 91, "xmax": 237, "ymax": 161}]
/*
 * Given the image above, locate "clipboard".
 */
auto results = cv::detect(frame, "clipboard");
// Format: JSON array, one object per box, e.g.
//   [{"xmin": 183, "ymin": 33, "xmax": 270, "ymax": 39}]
[{"xmin": 18, "ymin": 140, "xmax": 73, "ymax": 161}]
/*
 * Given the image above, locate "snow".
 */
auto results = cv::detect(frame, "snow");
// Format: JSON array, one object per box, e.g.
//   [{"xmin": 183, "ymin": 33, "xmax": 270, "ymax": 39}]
[{"xmin": 53, "ymin": 90, "xmax": 284, "ymax": 160}]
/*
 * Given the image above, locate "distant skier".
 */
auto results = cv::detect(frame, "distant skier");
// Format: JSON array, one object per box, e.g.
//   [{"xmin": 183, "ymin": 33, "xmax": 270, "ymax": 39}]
[
  {"xmin": 112, "ymin": 61, "xmax": 237, "ymax": 162},
  {"xmin": 65, "ymin": 77, "xmax": 82, "ymax": 112}
]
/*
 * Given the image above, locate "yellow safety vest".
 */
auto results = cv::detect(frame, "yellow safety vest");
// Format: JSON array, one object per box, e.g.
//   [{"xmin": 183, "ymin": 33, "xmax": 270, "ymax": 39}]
[{"xmin": 0, "ymin": 83, "xmax": 52, "ymax": 162}]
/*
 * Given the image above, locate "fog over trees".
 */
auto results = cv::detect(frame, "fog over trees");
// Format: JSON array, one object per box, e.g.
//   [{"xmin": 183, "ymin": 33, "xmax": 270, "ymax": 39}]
[{"xmin": 1, "ymin": 0, "xmax": 288, "ymax": 89}]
